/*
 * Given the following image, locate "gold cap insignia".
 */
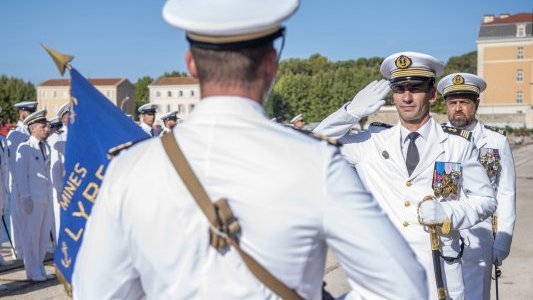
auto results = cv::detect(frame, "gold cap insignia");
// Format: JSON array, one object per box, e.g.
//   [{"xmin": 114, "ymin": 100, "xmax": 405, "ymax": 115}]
[
  {"xmin": 452, "ymin": 75, "xmax": 465, "ymax": 85},
  {"xmin": 395, "ymin": 55, "xmax": 412, "ymax": 69}
]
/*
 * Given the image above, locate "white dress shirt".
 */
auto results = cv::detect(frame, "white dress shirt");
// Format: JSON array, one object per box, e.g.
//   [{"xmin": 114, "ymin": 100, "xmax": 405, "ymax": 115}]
[{"xmin": 73, "ymin": 96, "xmax": 427, "ymax": 300}]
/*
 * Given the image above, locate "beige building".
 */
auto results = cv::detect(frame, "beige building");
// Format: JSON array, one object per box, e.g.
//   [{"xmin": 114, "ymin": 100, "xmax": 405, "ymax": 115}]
[
  {"xmin": 37, "ymin": 78, "xmax": 135, "ymax": 118},
  {"xmin": 148, "ymin": 76, "xmax": 200, "ymax": 122},
  {"xmin": 476, "ymin": 12, "xmax": 533, "ymax": 128}
]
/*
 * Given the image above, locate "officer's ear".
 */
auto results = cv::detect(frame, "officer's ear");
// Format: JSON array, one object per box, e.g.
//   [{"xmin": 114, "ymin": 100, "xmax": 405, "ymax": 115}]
[{"xmin": 186, "ymin": 49, "xmax": 198, "ymax": 79}]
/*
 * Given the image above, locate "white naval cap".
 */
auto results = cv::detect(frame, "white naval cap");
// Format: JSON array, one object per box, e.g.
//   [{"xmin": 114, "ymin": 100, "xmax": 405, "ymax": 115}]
[
  {"xmin": 162, "ymin": 0, "xmax": 300, "ymax": 50},
  {"xmin": 14, "ymin": 101, "xmax": 38, "ymax": 112},
  {"xmin": 437, "ymin": 73, "xmax": 487, "ymax": 99},
  {"xmin": 290, "ymin": 114, "xmax": 303, "ymax": 124},
  {"xmin": 138, "ymin": 103, "xmax": 159, "ymax": 114},
  {"xmin": 160, "ymin": 110, "xmax": 179, "ymax": 121},
  {"xmin": 23, "ymin": 109, "xmax": 48, "ymax": 126},
  {"xmin": 48, "ymin": 116, "xmax": 62, "ymax": 127},
  {"xmin": 380, "ymin": 52, "xmax": 444, "ymax": 83},
  {"xmin": 57, "ymin": 102, "xmax": 70, "ymax": 118}
]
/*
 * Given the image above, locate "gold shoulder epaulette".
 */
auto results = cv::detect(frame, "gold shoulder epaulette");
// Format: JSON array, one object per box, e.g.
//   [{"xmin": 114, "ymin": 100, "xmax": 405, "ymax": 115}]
[
  {"xmin": 484, "ymin": 125, "xmax": 507, "ymax": 136},
  {"xmin": 441, "ymin": 125, "xmax": 472, "ymax": 141},
  {"xmin": 370, "ymin": 122, "xmax": 393, "ymax": 129},
  {"xmin": 107, "ymin": 141, "xmax": 136, "ymax": 160},
  {"xmin": 288, "ymin": 126, "xmax": 340, "ymax": 146}
]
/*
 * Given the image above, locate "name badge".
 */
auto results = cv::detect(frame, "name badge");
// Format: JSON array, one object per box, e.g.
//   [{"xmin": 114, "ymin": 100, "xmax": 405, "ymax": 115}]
[{"xmin": 433, "ymin": 161, "xmax": 462, "ymax": 200}]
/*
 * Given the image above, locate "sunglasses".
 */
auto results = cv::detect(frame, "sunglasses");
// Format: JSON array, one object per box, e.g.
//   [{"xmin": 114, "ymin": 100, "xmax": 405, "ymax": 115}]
[{"xmin": 391, "ymin": 82, "xmax": 432, "ymax": 94}]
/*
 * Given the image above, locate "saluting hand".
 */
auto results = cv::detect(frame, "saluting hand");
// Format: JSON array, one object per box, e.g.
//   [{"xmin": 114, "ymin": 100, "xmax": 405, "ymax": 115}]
[{"xmin": 346, "ymin": 79, "xmax": 390, "ymax": 119}]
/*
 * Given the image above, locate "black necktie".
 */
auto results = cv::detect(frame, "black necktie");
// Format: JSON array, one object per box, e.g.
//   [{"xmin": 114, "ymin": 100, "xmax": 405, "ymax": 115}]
[
  {"xmin": 39, "ymin": 141, "xmax": 46, "ymax": 160},
  {"xmin": 406, "ymin": 132, "xmax": 420, "ymax": 176}
]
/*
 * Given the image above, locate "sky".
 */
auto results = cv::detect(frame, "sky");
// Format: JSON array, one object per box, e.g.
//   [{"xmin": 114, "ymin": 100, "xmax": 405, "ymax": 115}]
[{"xmin": 0, "ymin": 0, "xmax": 531, "ymax": 85}]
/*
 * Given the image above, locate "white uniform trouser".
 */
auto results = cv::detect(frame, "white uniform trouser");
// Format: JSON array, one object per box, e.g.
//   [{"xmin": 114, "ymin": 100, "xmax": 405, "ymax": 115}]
[
  {"xmin": 52, "ymin": 198, "xmax": 60, "ymax": 242},
  {"xmin": 462, "ymin": 220, "xmax": 493, "ymax": 300},
  {"xmin": 9, "ymin": 189, "xmax": 26, "ymax": 258},
  {"xmin": 23, "ymin": 200, "xmax": 53, "ymax": 279}
]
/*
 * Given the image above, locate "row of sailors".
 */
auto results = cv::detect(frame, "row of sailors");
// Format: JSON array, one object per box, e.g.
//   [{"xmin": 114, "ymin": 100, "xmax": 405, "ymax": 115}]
[
  {"xmin": 0, "ymin": 101, "xmax": 69, "ymax": 282},
  {"xmin": 0, "ymin": 100, "xmax": 179, "ymax": 281}
]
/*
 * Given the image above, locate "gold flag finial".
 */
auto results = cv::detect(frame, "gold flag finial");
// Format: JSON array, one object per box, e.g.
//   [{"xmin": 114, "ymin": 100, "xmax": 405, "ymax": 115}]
[{"xmin": 41, "ymin": 43, "xmax": 74, "ymax": 76}]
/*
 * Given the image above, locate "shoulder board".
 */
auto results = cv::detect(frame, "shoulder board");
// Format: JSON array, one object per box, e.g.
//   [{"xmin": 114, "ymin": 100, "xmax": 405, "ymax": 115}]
[
  {"xmin": 289, "ymin": 126, "xmax": 340, "ymax": 146},
  {"xmin": 484, "ymin": 125, "xmax": 507, "ymax": 136},
  {"xmin": 107, "ymin": 140, "xmax": 141, "ymax": 159},
  {"xmin": 370, "ymin": 122, "xmax": 393, "ymax": 129},
  {"xmin": 441, "ymin": 125, "xmax": 472, "ymax": 141},
  {"xmin": 56, "ymin": 129, "xmax": 64, "ymax": 134}
]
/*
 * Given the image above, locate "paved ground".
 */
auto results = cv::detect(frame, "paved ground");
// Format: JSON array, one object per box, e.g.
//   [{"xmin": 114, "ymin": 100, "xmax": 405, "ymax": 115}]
[{"xmin": 1, "ymin": 143, "xmax": 532, "ymax": 299}]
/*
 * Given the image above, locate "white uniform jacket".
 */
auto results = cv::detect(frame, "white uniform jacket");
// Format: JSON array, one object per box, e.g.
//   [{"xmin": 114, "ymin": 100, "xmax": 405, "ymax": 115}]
[
  {"xmin": 7, "ymin": 121, "xmax": 30, "ymax": 197},
  {"xmin": 314, "ymin": 105, "xmax": 496, "ymax": 299},
  {"xmin": 48, "ymin": 127, "xmax": 67, "ymax": 203},
  {"xmin": 464, "ymin": 121, "xmax": 515, "ymax": 254},
  {"xmin": 0, "ymin": 135, "xmax": 8, "ymax": 213},
  {"xmin": 73, "ymin": 96, "xmax": 428, "ymax": 300},
  {"xmin": 16, "ymin": 136, "xmax": 53, "ymax": 204},
  {"xmin": 140, "ymin": 122, "xmax": 159, "ymax": 137}
]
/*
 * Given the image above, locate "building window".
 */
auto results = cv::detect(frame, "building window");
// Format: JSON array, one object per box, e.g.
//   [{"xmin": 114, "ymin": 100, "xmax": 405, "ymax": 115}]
[
  {"xmin": 517, "ymin": 24, "xmax": 526, "ymax": 37},
  {"xmin": 191, "ymin": 90, "xmax": 195, "ymax": 97},
  {"xmin": 179, "ymin": 90, "xmax": 183, "ymax": 97},
  {"xmin": 167, "ymin": 91, "xmax": 172, "ymax": 97},
  {"xmin": 518, "ymin": 47, "xmax": 524, "ymax": 60},
  {"xmin": 517, "ymin": 69, "xmax": 523, "ymax": 82},
  {"xmin": 156, "ymin": 91, "xmax": 161, "ymax": 97},
  {"xmin": 106, "ymin": 90, "xmax": 112, "ymax": 98},
  {"xmin": 63, "ymin": 91, "xmax": 68, "ymax": 98},
  {"xmin": 53, "ymin": 91, "xmax": 57, "ymax": 98},
  {"xmin": 516, "ymin": 91, "xmax": 523, "ymax": 103},
  {"xmin": 178, "ymin": 104, "xmax": 185, "ymax": 113},
  {"xmin": 189, "ymin": 104, "xmax": 195, "ymax": 112},
  {"xmin": 167, "ymin": 104, "xmax": 171, "ymax": 112}
]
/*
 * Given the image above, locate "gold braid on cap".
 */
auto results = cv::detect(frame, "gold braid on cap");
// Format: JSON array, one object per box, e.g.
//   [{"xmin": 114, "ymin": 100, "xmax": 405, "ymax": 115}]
[
  {"xmin": 26, "ymin": 116, "xmax": 47, "ymax": 126},
  {"xmin": 391, "ymin": 68, "xmax": 436, "ymax": 79},
  {"xmin": 443, "ymin": 84, "xmax": 480, "ymax": 96}
]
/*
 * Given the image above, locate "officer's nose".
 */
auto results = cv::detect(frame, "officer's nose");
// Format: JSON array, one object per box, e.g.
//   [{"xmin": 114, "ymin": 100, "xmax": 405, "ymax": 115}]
[{"xmin": 402, "ymin": 91, "xmax": 414, "ymax": 102}]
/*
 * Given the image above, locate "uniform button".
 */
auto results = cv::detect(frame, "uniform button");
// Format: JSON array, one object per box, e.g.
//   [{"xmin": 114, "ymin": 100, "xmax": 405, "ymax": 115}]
[
  {"xmin": 404, "ymin": 200, "xmax": 411, "ymax": 207},
  {"xmin": 403, "ymin": 221, "xmax": 409, "ymax": 227},
  {"xmin": 406, "ymin": 181, "xmax": 412, "ymax": 187}
]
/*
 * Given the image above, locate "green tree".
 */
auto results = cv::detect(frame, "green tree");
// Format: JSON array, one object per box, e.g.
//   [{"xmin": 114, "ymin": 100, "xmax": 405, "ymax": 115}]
[
  {"xmin": 163, "ymin": 71, "xmax": 188, "ymax": 77},
  {"xmin": 134, "ymin": 76, "xmax": 153, "ymax": 119},
  {"xmin": 0, "ymin": 75, "xmax": 36, "ymax": 123}
]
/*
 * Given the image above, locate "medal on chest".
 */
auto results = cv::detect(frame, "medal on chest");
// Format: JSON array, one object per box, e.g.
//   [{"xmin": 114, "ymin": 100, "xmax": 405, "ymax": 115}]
[
  {"xmin": 432, "ymin": 161, "xmax": 462, "ymax": 200},
  {"xmin": 479, "ymin": 147, "xmax": 500, "ymax": 188}
]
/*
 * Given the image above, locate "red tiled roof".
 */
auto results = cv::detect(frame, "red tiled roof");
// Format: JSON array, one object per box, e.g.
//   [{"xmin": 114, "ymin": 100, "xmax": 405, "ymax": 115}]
[
  {"xmin": 484, "ymin": 13, "xmax": 532, "ymax": 25},
  {"xmin": 151, "ymin": 76, "xmax": 199, "ymax": 86},
  {"xmin": 39, "ymin": 78, "xmax": 124, "ymax": 86}
]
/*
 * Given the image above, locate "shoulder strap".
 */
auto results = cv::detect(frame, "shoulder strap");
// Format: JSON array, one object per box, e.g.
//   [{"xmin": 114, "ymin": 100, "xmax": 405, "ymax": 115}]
[{"xmin": 161, "ymin": 133, "xmax": 302, "ymax": 300}]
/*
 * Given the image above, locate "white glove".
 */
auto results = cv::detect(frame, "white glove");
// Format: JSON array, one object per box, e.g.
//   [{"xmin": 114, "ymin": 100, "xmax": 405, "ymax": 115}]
[
  {"xmin": 346, "ymin": 79, "xmax": 390, "ymax": 119},
  {"xmin": 418, "ymin": 199, "xmax": 448, "ymax": 225},
  {"xmin": 492, "ymin": 247, "xmax": 509, "ymax": 266},
  {"xmin": 21, "ymin": 196, "xmax": 33, "ymax": 215}
]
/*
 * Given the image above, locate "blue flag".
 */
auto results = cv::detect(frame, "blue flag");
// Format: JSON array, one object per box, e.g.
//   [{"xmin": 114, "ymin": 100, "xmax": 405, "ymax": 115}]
[{"xmin": 54, "ymin": 68, "xmax": 149, "ymax": 294}]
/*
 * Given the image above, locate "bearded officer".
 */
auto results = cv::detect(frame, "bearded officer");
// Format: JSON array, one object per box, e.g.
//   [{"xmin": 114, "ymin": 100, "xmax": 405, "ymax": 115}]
[
  {"xmin": 159, "ymin": 110, "xmax": 179, "ymax": 136},
  {"xmin": 138, "ymin": 103, "xmax": 160, "ymax": 137},
  {"xmin": 438, "ymin": 73, "xmax": 515, "ymax": 300},
  {"xmin": 314, "ymin": 52, "xmax": 496, "ymax": 299},
  {"xmin": 6, "ymin": 100, "xmax": 37, "ymax": 259},
  {"xmin": 16, "ymin": 109, "xmax": 54, "ymax": 281},
  {"xmin": 47, "ymin": 102, "xmax": 70, "ymax": 242},
  {"xmin": 73, "ymin": 1, "xmax": 427, "ymax": 299}
]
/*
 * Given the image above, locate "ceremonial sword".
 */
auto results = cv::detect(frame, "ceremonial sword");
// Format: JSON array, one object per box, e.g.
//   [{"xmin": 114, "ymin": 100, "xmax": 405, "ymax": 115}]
[{"xmin": 492, "ymin": 215, "xmax": 501, "ymax": 300}]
